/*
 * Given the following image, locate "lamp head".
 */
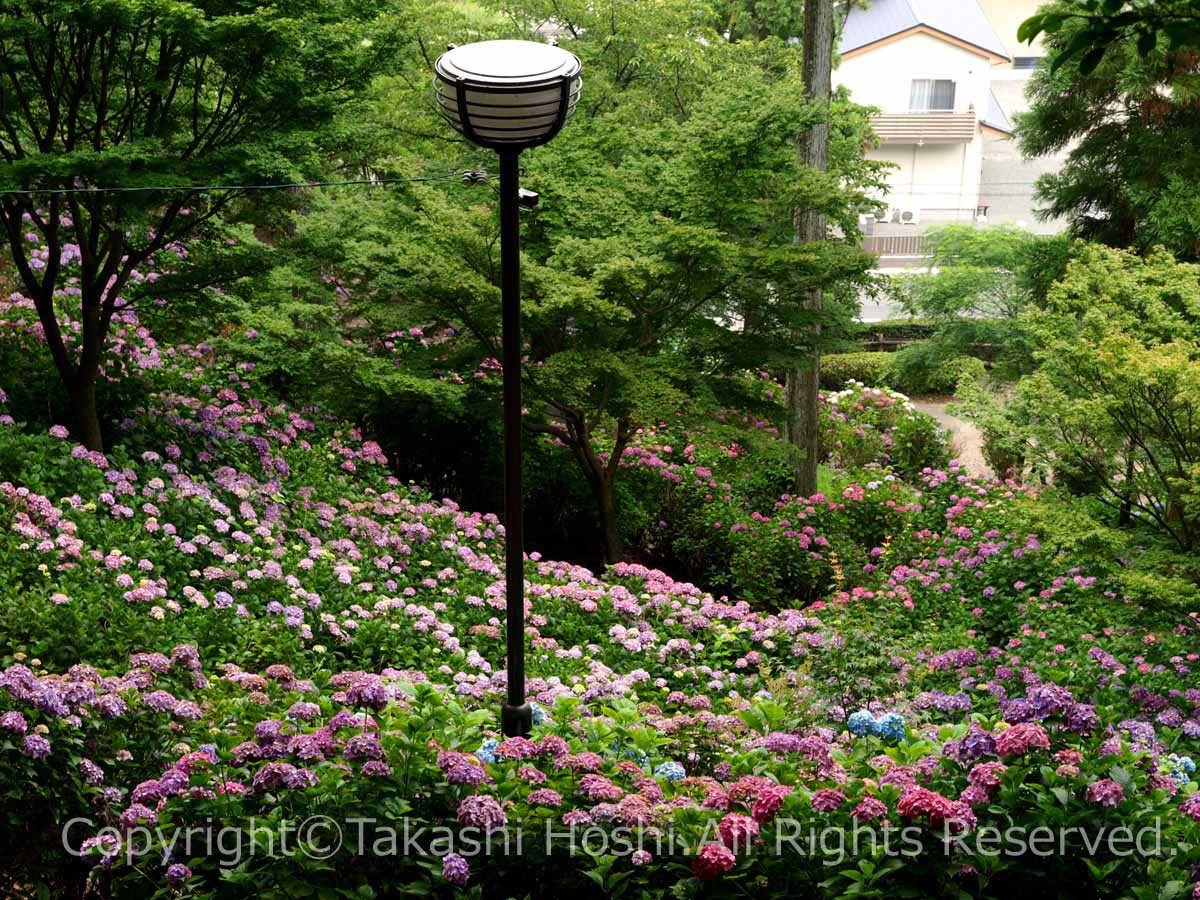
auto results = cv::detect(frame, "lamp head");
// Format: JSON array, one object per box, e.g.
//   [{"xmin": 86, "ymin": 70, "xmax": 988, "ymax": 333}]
[{"xmin": 434, "ymin": 40, "xmax": 582, "ymax": 151}]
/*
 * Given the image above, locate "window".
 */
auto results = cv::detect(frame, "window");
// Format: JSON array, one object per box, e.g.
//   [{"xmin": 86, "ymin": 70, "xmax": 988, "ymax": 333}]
[
  {"xmin": 909, "ymin": 79, "xmax": 956, "ymax": 111},
  {"xmin": 1013, "ymin": 56, "xmax": 1042, "ymax": 69}
]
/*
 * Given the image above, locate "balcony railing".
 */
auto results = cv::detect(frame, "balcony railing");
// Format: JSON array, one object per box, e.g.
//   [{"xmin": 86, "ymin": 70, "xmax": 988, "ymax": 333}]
[
  {"xmin": 870, "ymin": 111, "xmax": 977, "ymax": 144},
  {"xmin": 863, "ymin": 234, "xmax": 931, "ymax": 258}
]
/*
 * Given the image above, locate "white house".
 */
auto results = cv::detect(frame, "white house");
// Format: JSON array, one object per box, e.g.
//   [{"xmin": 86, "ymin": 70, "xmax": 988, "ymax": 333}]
[{"xmin": 834, "ymin": 0, "xmax": 1059, "ymax": 243}]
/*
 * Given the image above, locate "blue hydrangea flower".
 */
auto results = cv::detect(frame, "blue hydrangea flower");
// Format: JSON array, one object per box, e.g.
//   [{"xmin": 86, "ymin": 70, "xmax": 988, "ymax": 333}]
[
  {"xmin": 876, "ymin": 713, "xmax": 906, "ymax": 742},
  {"xmin": 475, "ymin": 738, "xmax": 499, "ymax": 764},
  {"xmin": 847, "ymin": 710, "xmax": 876, "ymax": 737},
  {"xmin": 610, "ymin": 738, "xmax": 649, "ymax": 769},
  {"xmin": 654, "ymin": 761, "xmax": 686, "ymax": 782},
  {"xmin": 531, "ymin": 703, "xmax": 547, "ymax": 726},
  {"xmin": 626, "ymin": 747, "xmax": 650, "ymax": 768},
  {"xmin": 1163, "ymin": 754, "xmax": 1196, "ymax": 786}
]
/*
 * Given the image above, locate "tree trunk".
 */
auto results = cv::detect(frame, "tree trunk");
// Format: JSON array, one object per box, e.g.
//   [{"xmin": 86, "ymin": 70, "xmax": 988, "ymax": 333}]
[
  {"xmin": 593, "ymin": 472, "xmax": 622, "ymax": 564},
  {"xmin": 565, "ymin": 415, "xmax": 630, "ymax": 565},
  {"xmin": 1118, "ymin": 454, "xmax": 1134, "ymax": 527},
  {"xmin": 787, "ymin": 0, "xmax": 835, "ymax": 496},
  {"xmin": 70, "ymin": 369, "xmax": 104, "ymax": 452}
]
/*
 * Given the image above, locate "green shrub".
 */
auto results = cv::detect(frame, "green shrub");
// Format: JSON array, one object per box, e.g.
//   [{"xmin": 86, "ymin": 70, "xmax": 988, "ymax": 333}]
[
  {"xmin": 854, "ymin": 318, "xmax": 937, "ymax": 341},
  {"xmin": 820, "ymin": 381, "xmax": 951, "ymax": 478},
  {"xmin": 889, "ymin": 341, "xmax": 986, "ymax": 394},
  {"xmin": 819, "ymin": 351, "xmax": 895, "ymax": 390}
]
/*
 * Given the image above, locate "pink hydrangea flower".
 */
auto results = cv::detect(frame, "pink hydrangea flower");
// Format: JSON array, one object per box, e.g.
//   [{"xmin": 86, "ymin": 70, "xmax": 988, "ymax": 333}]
[{"xmin": 995, "ymin": 723, "xmax": 1050, "ymax": 757}]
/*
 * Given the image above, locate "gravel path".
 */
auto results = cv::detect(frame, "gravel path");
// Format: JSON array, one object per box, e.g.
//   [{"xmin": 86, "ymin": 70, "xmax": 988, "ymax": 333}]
[{"xmin": 911, "ymin": 398, "xmax": 992, "ymax": 477}]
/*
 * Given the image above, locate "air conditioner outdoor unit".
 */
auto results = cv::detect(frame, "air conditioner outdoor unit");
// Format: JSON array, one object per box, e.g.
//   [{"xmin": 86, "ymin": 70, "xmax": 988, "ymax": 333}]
[
  {"xmin": 858, "ymin": 213, "xmax": 877, "ymax": 233},
  {"xmin": 893, "ymin": 207, "xmax": 921, "ymax": 225}
]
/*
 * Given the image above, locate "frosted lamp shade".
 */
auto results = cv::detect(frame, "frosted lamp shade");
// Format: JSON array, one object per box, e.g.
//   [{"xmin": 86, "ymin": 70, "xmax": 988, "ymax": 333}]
[{"xmin": 435, "ymin": 40, "xmax": 582, "ymax": 150}]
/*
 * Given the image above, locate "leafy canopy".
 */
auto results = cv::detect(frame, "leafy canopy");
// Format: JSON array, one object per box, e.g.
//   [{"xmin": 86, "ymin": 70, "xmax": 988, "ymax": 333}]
[{"xmin": 1017, "ymin": 2, "xmax": 1200, "ymax": 259}]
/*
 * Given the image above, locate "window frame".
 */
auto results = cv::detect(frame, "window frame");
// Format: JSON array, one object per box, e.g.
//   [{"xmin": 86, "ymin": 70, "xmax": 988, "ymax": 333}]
[{"xmin": 908, "ymin": 77, "xmax": 957, "ymax": 112}]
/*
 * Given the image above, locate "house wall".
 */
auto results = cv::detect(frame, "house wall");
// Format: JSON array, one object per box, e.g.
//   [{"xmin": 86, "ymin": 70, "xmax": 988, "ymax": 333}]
[
  {"xmin": 976, "ymin": 0, "xmax": 1045, "ymax": 59},
  {"xmin": 836, "ymin": 32, "xmax": 993, "ymax": 116},
  {"xmin": 870, "ymin": 142, "xmax": 982, "ymax": 222},
  {"xmin": 835, "ymin": 32, "xmax": 990, "ymax": 223},
  {"xmin": 973, "ymin": 1, "xmax": 1066, "ymax": 230}
]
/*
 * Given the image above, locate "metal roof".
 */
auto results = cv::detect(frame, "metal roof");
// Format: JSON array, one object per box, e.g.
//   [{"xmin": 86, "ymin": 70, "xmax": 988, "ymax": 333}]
[
  {"xmin": 981, "ymin": 89, "xmax": 1013, "ymax": 134},
  {"xmin": 840, "ymin": 0, "xmax": 1010, "ymax": 61}
]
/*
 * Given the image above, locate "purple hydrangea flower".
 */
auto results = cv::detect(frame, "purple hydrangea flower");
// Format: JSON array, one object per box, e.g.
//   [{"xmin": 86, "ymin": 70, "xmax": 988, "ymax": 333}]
[{"xmin": 442, "ymin": 852, "xmax": 470, "ymax": 886}]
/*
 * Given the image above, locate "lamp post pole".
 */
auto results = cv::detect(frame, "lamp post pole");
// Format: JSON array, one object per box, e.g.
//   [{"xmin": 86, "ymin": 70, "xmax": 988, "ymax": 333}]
[
  {"xmin": 498, "ymin": 148, "xmax": 531, "ymax": 738},
  {"xmin": 433, "ymin": 38, "xmax": 580, "ymax": 738}
]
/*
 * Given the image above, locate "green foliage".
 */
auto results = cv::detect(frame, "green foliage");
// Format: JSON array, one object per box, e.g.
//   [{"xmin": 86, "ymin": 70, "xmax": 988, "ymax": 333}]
[
  {"xmin": 889, "ymin": 226, "xmax": 1068, "ymax": 321},
  {"xmin": 885, "ymin": 225, "xmax": 1074, "ymax": 378},
  {"xmin": 1020, "ymin": 0, "xmax": 1200, "ymax": 74},
  {"xmin": 0, "ymin": 0, "xmax": 403, "ymax": 448},
  {"xmin": 960, "ymin": 245, "xmax": 1200, "ymax": 549},
  {"xmin": 1018, "ymin": 6, "xmax": 1200, "ymax": 258},
  {"xmin": 853, "ymin": 318, "xmax": 936, "ymax": 342},
  {"xmin": 226, "ymin": 8, "xmax": 888, "ymax": 560},
  {"xmin": 818, "ymin": 351, "xmax": 894, "ymax": 390},
  {"xmin": 888, "ymin": 345, "xmax": 985, "ymax": 396}
]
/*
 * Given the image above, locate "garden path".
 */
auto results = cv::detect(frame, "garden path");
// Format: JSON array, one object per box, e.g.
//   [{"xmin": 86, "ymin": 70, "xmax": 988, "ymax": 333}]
[{"xmin": 911, "ymin": 398, "xmax": 992, "ymax": 477}]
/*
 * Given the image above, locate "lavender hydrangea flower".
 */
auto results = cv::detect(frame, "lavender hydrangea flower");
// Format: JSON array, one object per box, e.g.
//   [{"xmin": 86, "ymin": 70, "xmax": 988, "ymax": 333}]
[
  {"xmin": 442, "ymin": 852, "xmax": 470, "ymax": 887},
  {"xmin": 22, "ymin": 733, "xmax": 50, "ymax": 759}
]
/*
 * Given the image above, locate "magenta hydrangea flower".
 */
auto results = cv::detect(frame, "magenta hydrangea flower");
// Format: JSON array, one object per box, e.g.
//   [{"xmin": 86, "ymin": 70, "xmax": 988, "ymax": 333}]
[
  {"xmin": 811, "ymin": 788, "xmax": 846, "ymax": 813},
  {"xmin": 22, "ymin": 733, "xmax": 50, "ymax": 759},
  {"xmin": 458, "ymin": 794, "xmax": 507, "ymax": 829},
  {"xmin": 1086, "ymin": 779, "xmax": 1125, "ymax": 807},
  {"xmin": 897, "ymin": 788, "xmax": 957, "ymax": 825},
  {"xmin": 446, "ymin": 760, "xmax": 487, "ymax": 786},
  {"xmin": 1179, "ymin": 794, "xmax": 1200, "ymax": 822},
  {"xmin": 750, "ymin": 784, "xmax": 792, "ymax": 823},
  {"xmin": 717, "ymin": 813, "xmax": 759, "ymax": 850},
  {"xmin": 120, "ymin": 804, "xmax": 157, "ymax": 829},
  {"xmin": 0, "ymin": 711, "xmax": 28, "ymax": 733},
  {"xmin": 578, "ymin": 774, "xmax": 623, "ymax": 802},
  {"xmin": 851, "ymin": 796, "xmax": 888, "ymax": 821},
  {"xmin": 994, "ymin": 723, "xmax": 1050, "ymax": 757},
  {"xmin": 692, "ymin": 842, "xmax": 736, "ymax": 880},
  {"xmin": 343, "ymin": 733, "xmax": 384, "ymax": 761},
  {"xmin": 528, "ymin": 789, "xmax": 563, "ymax": 807},
  {"xmin": 79, "ymin": 758, "xmax": 105, "ymax": 786}
]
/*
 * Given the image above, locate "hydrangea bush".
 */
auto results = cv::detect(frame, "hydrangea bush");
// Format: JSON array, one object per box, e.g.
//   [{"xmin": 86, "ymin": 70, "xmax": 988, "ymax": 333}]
[{"xmin": 1, "ymin": 264, "xmax": 1200, "ymax": 898}]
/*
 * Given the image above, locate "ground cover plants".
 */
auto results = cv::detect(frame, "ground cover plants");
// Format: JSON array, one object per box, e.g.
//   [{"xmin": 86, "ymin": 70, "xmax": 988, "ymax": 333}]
[{"xmin": 1, "ymin": 246, "xmax": 1199, "ymax": 899}]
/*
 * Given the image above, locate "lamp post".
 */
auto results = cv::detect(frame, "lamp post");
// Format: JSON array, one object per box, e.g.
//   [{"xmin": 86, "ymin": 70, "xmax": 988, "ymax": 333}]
[{"xmin": 434, "ymin": 40, "xmax": 581, "ymax": 737}]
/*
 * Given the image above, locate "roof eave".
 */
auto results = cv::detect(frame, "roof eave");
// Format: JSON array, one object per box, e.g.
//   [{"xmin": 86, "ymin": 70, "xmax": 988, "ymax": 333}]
[{"xmin": 841, "ymin": 24, "xmax": 1010, "ymax": 64}]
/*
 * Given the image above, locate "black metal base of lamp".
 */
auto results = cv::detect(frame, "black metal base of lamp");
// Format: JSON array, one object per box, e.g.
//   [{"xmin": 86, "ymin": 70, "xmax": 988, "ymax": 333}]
[{"xmin": 501, "ymin": 701, "xmax": 532, "ymax": 738}]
